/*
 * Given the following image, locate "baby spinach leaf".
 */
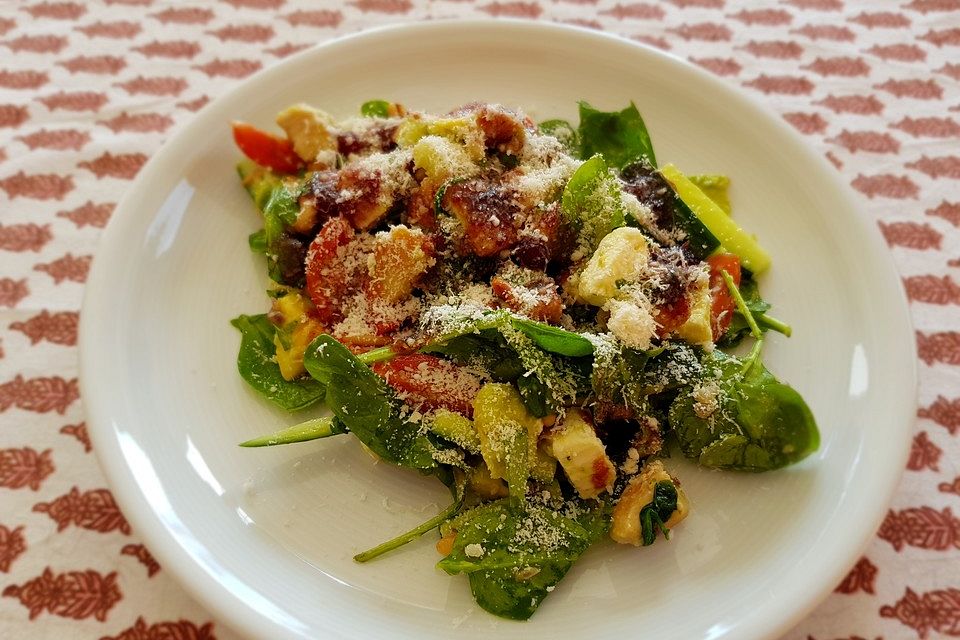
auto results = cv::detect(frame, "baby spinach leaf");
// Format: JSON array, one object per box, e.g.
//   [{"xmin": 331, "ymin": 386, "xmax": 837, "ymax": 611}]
[
  {"xmin": 437, "ymin": 500, "xmax": 606, "ymax": 620},
  {"xmin": 230, "ymin": 314, "xmax": 325, "ymax": 412},
  {"xmin": 500, "ymin": 326, "xmax": 582, "ymax": 414},
  {"xmin": 639, "ymin": 481, "xmax": 678, "ymax": 546},
  {"xmin": 578, "ymin": 101, "xmax": 656, "ymax": 169},
  {"xmin": 516, "ymin": 374, "xmax": 550, "ymax": 418},
  {"xmin": 360, "ymin": 99, "xmax": 391, "ymax": 118},
  {"xmin": 538, "ymin": 119, "xmax": 579, "ymax": 155},
  {"xmin": 424, "ymin": 331, "xmax": 526, "ymax": 381},
  {"xmin": 592, "ymin": 341, "xmax": 659, "ymax": 415},
  {"xmin": 510, "ymin": 318, "xmax": 594, "ymax": 357},
  {"xmin": 668, "ymin": 349, "xmax": 819, "ymax": 472},
  {"xmin": 239, "ymin": 415, "xmax": 347, "ymax": 447},
  {"xmin": 561, "ymin": 155, "xmax": 626, "ymax": 255},
  {"xmin": 303, "ymin": 335, "xmax": 438, "ymax": 471}
]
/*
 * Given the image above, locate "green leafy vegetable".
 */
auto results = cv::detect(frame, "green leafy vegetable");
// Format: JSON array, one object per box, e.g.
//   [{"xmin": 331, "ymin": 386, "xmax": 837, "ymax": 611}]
[
  {"xmin": 423, "ymin": 331, "xmax": 526, "ymax": 382},
  {"xmin": 237, "ymin": 160, "xmax": 305, "ymax": 285},
  {"xmin": 538, "ymin": 119, "xmax": 579, "ymax": 155},
  {"xmin": 437, "ymin": 500, "xmax": 607, "ymax": 620},
  {"xmin": 639, "ymin": 481, "xmax": 678, "ymax": 546},
  {"xmin": 592, "ymin": 341, "xmax": 658, "ymax": 415},
  {"xmin": 360, "ymin": 99, "xmax": 392, "ymax": 118},
  {"xmin": 578, "ymin": 101, "xmax": 656, "ymax": 168},
  {"xmin": 668, "ymin": 349, "xmax": 819, "ymax": 471},
  {"xmin": 510, "ymin": 318, "xmax": 594, "ymax": 357},
  {"xmin": 303, "ymin": 335, "xmax": 438, "ymax": 470},
  {"xmin": 500, "ymin": 325, "xmax": 582, "ymax": 414},
  {"xmin": 561, "ymin": 155, "xmax": 626, "ymax": 254},
  {"xmin": 516, "ymin": 374, "xmax": 550, "ymax": 418},
  {"xmin": 239, "ymin": 415, "xmax": 346, "ymax": 447},
  {"xmin": 230, "ymin": 314, "xmax": 324, "ymax": 412}
]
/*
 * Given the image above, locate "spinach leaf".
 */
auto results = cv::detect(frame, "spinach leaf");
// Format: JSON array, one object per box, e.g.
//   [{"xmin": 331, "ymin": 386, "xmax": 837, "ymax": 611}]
[
  {"xmin": 230, "ymin": 314, "xmax": 325, "ymax": 412},
  {"xmin": 239, "ymin": 415, "xmax": 347, "ymax": 447},
  {"xmin": 437, "ymin": 500, "xmax": 607, "ymax": 620},
  {"xmin": 718, "ymin": 277, "xmax": 770, "ymax": 347},
  {"xmin": 420, "ymin": 309, "xmax": 594, "ymax": 359},
  {"xmin": 500, "ymin": 325, "xmax": 582, "ymax": 414},
  {"xmin": 303, "ymin": 335, "xmax": 438, "ymax": 470},
  {"xmin": 639, "ymin": 481, "xmax": 677, "ymax": 546},
  {"xmin": 538, "ymin": 119, "xmax": 579, "ymax": 155},
  {"xmin": 424, "ymin": 331, "xmax": 526, "ymax": 381},
  {"xmin": 560, "ymin": 155, "xmax": 626, "ymax": 254},
  {"xmin": 668, "ymin": 349, "xmax": 819, "ymax": 472},
  {"xmin": 578, "ymin": 101, "xmax": 656, "ymax": 169},
  {"xmin": 592, "ymin": 339, "xmax": 659, "ymax": 415},
  {"xmin": 516, "ymin": 374, "xmax": 550, "ymax": 418},
  {"xmin": 510, "ymin": 318, "xmax": 594, "ymax": 357},
  {"xmin": 360, "ymin": 99, "xmax": 391, "ymax": 118}
]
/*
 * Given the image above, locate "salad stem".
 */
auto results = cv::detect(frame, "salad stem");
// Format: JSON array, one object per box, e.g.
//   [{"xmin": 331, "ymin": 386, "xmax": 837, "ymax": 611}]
[
  {"xmin": 239, "ymin": 416, "xmax": 339, "ymax": 447},
  {"xmin": 353, "ymin": 500, "xmax": 460, "ymax": 563},
  {"xmin": 757, "ymin": 313, "xmax": 792, "ymax": 338},
  {"xmin": 720, "ymin": 269, "xmax": 762, "ymax": 340},
  {"xmin": 357, "ymin": 346, "xmax": 397, "ymax": 365}
]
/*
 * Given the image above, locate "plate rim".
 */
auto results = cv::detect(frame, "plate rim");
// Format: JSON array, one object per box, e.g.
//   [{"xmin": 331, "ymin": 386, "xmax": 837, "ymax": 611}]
[{"xmin": 80, "ymin": 18, "xmax": 918, "ymax": 640}]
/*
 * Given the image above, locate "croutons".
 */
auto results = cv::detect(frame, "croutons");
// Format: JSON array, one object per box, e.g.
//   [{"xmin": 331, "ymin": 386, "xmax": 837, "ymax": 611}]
[
  {"xmin": 275, "ymin": 103, "xmax": 336, "ymax": 163},
  {"xmin": 442, "ymin": 179, "xmax": 520, "ymax": 257},
  {"xmin": 366, "ymin": 225, "xmax": 435, "ymax": 304}
]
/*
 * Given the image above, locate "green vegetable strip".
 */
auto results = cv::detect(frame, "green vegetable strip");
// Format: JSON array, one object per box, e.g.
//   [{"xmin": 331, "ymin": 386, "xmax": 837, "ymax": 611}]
[
  {"xmin": 758, "ymin": 313, "xmax": 793, "ymax": 338},
  {"xmin": 239, "ymin": 416, "xmax": 341, "ymax": 447},
  {"xmin": 354, "ymin": 500, "xmax": 461, "ymax": 563},
  {"xmin": 357, "ymin": 346, "xmax": 397, "ymax": 365},
  {"xmin": 721, "ymin": 270, "xmax": 762, "ymax": 340},
  {"xmin": 660, "ymin": 164, "xmax": 771, "ymax": 274}
]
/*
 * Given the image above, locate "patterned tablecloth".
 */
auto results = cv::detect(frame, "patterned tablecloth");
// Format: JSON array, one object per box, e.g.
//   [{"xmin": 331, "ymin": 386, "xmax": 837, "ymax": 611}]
[{"xmin": 0, "ymin": 1, "xmax": 958, "ymax": 638}]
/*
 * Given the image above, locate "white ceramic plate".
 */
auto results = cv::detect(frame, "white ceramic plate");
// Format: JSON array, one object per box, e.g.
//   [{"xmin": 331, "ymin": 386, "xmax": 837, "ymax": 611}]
[{"xmin": 81, "ymin": 21, "xmax": 916, "ymax": 640}]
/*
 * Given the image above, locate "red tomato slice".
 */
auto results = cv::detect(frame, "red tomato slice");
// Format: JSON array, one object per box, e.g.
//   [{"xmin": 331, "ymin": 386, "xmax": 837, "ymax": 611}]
[
  {"xmin": 372, "ymin": 354, "xmax": 481, "ymax": 417},
  {"xmin": 707, "ymin": 253, "xmax": 741, "ymax": 340},
  {"xmin": 231, "ymin": 121, "xmax": 304, "ymax": 174},
  {"xmin": 304, "ymin": 217, "xmax": 357, "ymax": 325}
]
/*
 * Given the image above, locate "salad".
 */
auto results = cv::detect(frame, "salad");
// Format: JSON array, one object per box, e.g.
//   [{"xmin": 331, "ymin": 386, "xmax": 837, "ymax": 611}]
[{"xmin": 230, "ymin": 99, "xmax": 819, "ymax": 620}]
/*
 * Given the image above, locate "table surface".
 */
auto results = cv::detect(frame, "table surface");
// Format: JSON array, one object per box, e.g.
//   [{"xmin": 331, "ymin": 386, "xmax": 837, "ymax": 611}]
[{"xmin": 1, "ymin": 1, "xmax": 958, "ymax": 638}]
